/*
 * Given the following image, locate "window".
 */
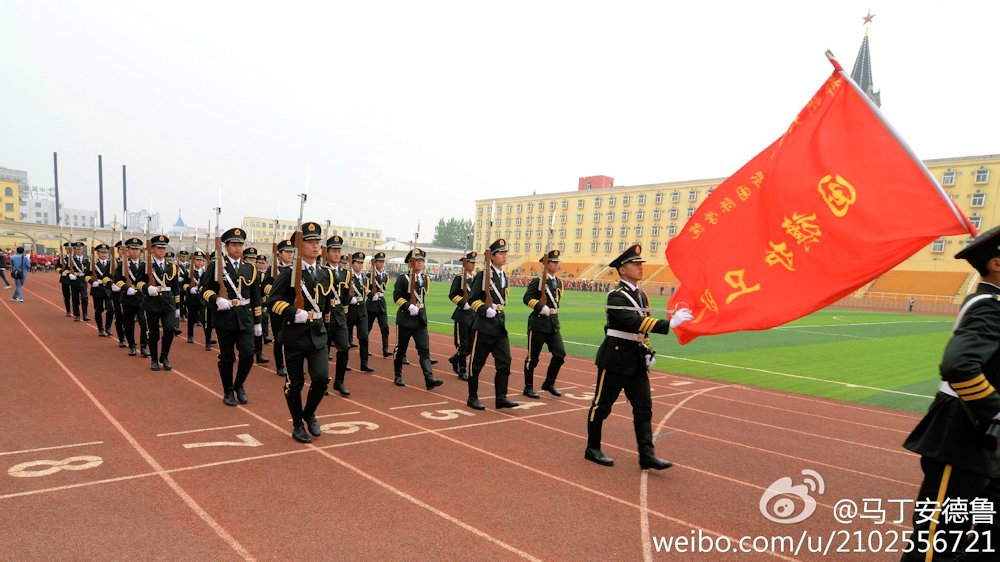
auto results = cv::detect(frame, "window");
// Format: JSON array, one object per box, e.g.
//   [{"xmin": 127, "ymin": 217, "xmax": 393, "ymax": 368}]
[
  {"xmin": 504, "ymin": 218, "xmax": 511, "ymax": 227},
  {"xmin": 669, "ymin": 208, "xmax": 678, "ymax": 219},
  {"xmin": 525, "ymin": 229, "xmax": 531, "ymax": 239},
  {"xmin": 638, "ymin": 194, "xmax": 646, "ymax": 205},
  {"xmin": 574, "ymin": 242, "xmax": 581, "ymax": 252},
  {"xmin": 535, "ymin": 242, "xmax": 542, "ymax": 252},
  {"xmin": 654, "ymin": 192, "xmax": 663, "ymax": 204},
  {"xmin": 636, "ymin": 210, "xmax": 644, "ymax": 221},
  {"xmin": 549, "ymin": 201, "xmax": 556, "ymax": 211},
  {"xmin": 622, "ymin": 195, "xmax": 630, "ymax": 205},
  {"xmin": 591, "ymin": 242, "xmax": 598, "ymax": 252},
  {"xmin": 671, "ymin": 191, "xmax": 680, "ymax": 203},
  {"xmin": 604, "ymin": 242, "xmax": 612, "ymax": 252},
  {"xmin": 3, "ymin": 187, "xmax": 12, "ymax": 197},
  {"xmin": 526, "ymin": 216, "xmax": 532, "ymax": 226},
  {"xmin": 971, "ymin": 216, "xmax": 983, "ymax": 229},
  {"xmin": 4, "ymin": 203, "xmax": 12, "ymax": 212},
  {"xmin": 931, "ymin": 239, "xmax": 945, "ymax": 253},
  {"xmin": 516, "ymin": 204, "xmax": 523, "ymax": 213},
  {"xmin": 618, "ymin": 241, "xmax": 627, "ymax": 251},
  {"xmin": 594, "ymin": 197, "xmax": 601, "ymax": 208},
  {"xmin": 619, "ymin": 226, "xmax": 627, "ymax": 237},
  {"xmin": 605, "ymin": 226, "xmax": 613, "ymax": 237},
  {"xmin": 608, "ymin": 196, "xmax": 616, "ymax": 207},
  {"xmin": 478, "ymin": 207, "xmax": 483, "ymax": 216},
  {"xmin": 558, "ymin": 227, "xmax": 566, "ymax": 237},
  {"xmin": 634, "ymin": 226, "xmax": 643, "ymax": 236},
  {"xmin": 621, "ymin": 211, "xmax": 629, "ymax": 222},
  {"xmin": 650, "ymin": 240, "xmax": 658, "ymax": 252},
  {"xmin": 35, "ymin": 212, "xmax": 40, "ymax": 217},
  {"xmin": 667, "ymin": 224, "xmax": 677, "ymax": 236},
  {"xmin": 688, "ymin": 190, "xmax": 698, "ymax": 202},
  {"xmin": 972, "ymin": 192, "xmax": 986, "ymax": 207},
  {"xmin": 504, "ymin": 229, "xmax": 511, "ymax": 238},
  {"xmin": 515, "ymin": 217, "xmax": 521, "ymax": 226},
  {"xmin": 514, "ymin": 230, "xmax": 520, "ymax": 239},
  {"xmin": 527, "ymin": 203, "xmax": 533, "ymax": 212},
  {"xmin": 606, "ymin": 212, "xmax": 614, "ymax": 222},
  {"xmin": 536, "ymin": 229, "xmax": 542, "ymax": 238},
  {"xmin": 558, "ymin": 242, "xmax": 565, "ymax": 251},
  {"xmin": 976, "ymin": 168, "xmax": 990, "ymax": 184},
  {"xmin": 687, "ymin": 207, "xmax": 696, "ymax": 218},
  {"xmin": 651, "ymin": 225, "xmax": 660, "ymax": 236},
  {"xmin": 577, "ymin": 199, "xmax": 585, "ymax": 209},
  {"xmin": 506, "ymin": 204, "xmax": 512, "ymax": 213},
  {"xmin": 587, "ymin": 182, "xmax": 593, "ymax": 190},
  {"xmin": 35, "ymin": 202, "xmax": 41, "ymax": 208},
  {"xmin": 575, "ymin": 228, "xmax": 582, "ymax": 237},
  {"xmin": 560, "ymin": 214, "xmax": 567, "ymax": 224},
  {"xmin": 561, "ymin": 200, "xmax": 568, "ymax": 210},
  {"xmin": 653, "ymin": 209, "xmax": 661, "ymax": 220},
  {"xmin": 513, "ymin": 242, "xmax": 520, "ymax": 252},
  {"xmin": 577, "ymin": 214, "xmax": 584, "ymax": 223},
  {"xmin": 592, "ymin": 227, "xmax": 599, "ymax": 237},
  {"xmin": 940, "ymin": 171, "xmax": 956, "ymax": 186},
  {"xmin": 594, "ymin": 212, "xmax": 601, "ymax": 222}
]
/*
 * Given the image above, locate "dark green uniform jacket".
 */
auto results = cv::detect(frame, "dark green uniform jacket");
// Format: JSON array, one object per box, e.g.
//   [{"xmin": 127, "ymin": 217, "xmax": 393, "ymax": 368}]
[
  {"xmin": 523, "ymin": 274, "xmax": 562, "ymax": 334},
  {"xmin": 595, "ymin": 280, "xmax": 671, "ymax": 377}
]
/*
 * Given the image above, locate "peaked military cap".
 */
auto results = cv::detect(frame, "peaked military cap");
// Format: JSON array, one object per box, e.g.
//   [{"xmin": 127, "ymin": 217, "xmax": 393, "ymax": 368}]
[
  {"xmin": 209, "ymin": 251, "xmax": 217, "ymax": 259},
  {"xmin": 95, "ymin": 243, "xmax": 111, "ymax": 252},
  {"xmin": 325, "ymin": 235, "xmax": 343, "ymax": 249},
  {"xmin": 488, "ymin": 238, "xmax": 508, "ymax": 253},
  {"xmin": 222, "ymin": 227, "xmax": 246, "ymax": 244},
  {"xmin": 242, "ymin": 247, "xmax": 258, "ymax": 257},
  {"xmin": 539, "ymin": 249, "xmax": 561, "ymax": 263},
  {"xmin": 609, "ymin": 244, "xmax": 645, "ymax": 268},
  {"xmin": 150, "ymin": 234, "xmax": 169, "ymax": 248},
  {"xmin": 178, "ymin": 250, "xmax": 190, "ymax": 257},
  {"xmin": 62, "ymin": 242, "xmax": 71, "ymax": 248},
  {"xmin": 373, "ymin": 251, "xmax": 386, "ymax": 261},
  {"xmin": 165, "ymin": 251, "xmax": 176, "ymax": 259},
  {"xmin": 114, "ymin": 240, "xmax": 123, "ymax": 248},
  {"xmin": 464, "ymin": 251, "xmax": 478, "ymax": 263},
  {"xmin": 72, "ymin": 241, "xmax": 85, "ymax": 248},
  {"xmin": 338, "ymin": 254, "xmax": 348, "ymax": 265},
  {"xmin": 301, "ymin": 222, "xmax": 322, "ymax": 241},
  {"xmin": 956, "ymin": 225, "xmax": 1000, "ymax": 271},
  {"xmin": 255, "ymin": 254, "xmax": 268, "ymax": 263},
  {"xmin": 192, "ymin": 250, "xmax": 206, "ymax": 259},
  {"xmin": 405, "ymin": 248, "xmax": 427, "ymax": 264},
  {"xmin": 125, "ymin": 237, "xmax": 144, "ymax": 249},
  {"xmin": 277, "ymin": 239, "xmax": 295, "ymax": 252},
  {"xmin": 351, "ymin": 251, "xmax": 365, "ymax": 263}
]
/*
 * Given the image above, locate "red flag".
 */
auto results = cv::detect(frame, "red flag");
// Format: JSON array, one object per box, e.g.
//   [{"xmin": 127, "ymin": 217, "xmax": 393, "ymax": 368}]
[{"xmin": 666, "ymin": 55, "xmax": 976, "ymax": 344}]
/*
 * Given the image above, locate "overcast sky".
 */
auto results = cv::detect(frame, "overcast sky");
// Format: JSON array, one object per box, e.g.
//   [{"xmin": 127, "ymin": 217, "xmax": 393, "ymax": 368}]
[{"xmin": 3, "ymin": 1, "xmax": 997, "ymax": 240}]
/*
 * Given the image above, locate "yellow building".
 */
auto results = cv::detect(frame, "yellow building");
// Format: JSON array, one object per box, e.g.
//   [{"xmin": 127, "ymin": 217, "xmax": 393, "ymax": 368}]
[
  {"xmin": 241, "ymin": 217, "xmax": 385, "ymax": 254},
  {"xmin": 1, "ymin": 179, "xmax": 20, "ymax": 222},
  {"xmin": 474, "ymin": 154, "xmax": 1000, "ymax": 281}
]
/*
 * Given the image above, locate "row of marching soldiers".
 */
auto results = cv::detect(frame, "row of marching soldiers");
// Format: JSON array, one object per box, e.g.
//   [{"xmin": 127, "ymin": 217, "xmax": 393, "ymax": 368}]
[{"xmin": 55, "ymin": 222, "xmax": 693, "ymax": 469}]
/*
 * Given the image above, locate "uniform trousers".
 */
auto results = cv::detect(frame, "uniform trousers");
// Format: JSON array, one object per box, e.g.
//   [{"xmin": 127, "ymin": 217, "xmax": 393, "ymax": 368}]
[
  {"xmin": 283, "ymin": 346, "xmax": 330, "ymax": 426},
  {"xmin": 467, "ymin": 330, "xmax": 512, "ymax": 401}
]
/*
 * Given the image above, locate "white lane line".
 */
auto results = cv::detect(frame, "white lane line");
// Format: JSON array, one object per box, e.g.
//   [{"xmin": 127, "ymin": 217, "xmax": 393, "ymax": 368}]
[
  {"xmin": 157, "ymin": 424, "xmax": 249, "ymax": 437},
  {"xmin": 288, "ymin": 411, "xmax": 361, "ymax": 422},
  {"xmin": 0, "ymin": 441, "xmax": 105, "ymax": 457},
  {"xmin": 390, "ymin": 401, "xmax": 448, "ymax": 410}
]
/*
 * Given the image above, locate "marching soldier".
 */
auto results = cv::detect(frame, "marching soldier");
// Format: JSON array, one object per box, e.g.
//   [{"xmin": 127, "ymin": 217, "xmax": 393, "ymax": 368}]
[
  {"xmin": 242, "ymin": 246, "xmax": 258, "ymax": 265},
  {"xmin": 447, "ymin": 251, "xmax": 477, "ymax": 381},
  {"xmin": 391, "ymin": 248, "xmax": 443, "ymax": 390},
  {"xmin": 323, "ymin": 236, "xmax": 352, "ymax": 397},
  {"xmin": 347, "ymin": 252, "xmax": 375, "ymax": 372},
  {"xmin": 86, "ymin": 243, "xmax": 115, "ymax": 337},
  {"xmin": 901, "ymin": 226, "xmax": 1000, "ymax": 561},
  {"xmin": 67, "ymin": 242, "xmax": 91, "ymax": 322},
  {"xmin": 114, "ymin": 237, "xmax": 150, "ymax": 358},
  {"xmin": 199, "ymin": 227, "xmax": 264, "ymax": 407},
  {"xmin": 165, "ymin": 251, "xmax": 182, "ymax": 336},
  {"xmin": 110, "ymin": 240, "xmax": 128, "ymax": 347},
  {"xmin": 340, "ymin": 254, "xmax": 357, "ymax": 348},
  {"xmin": 176, "ymin": 250, "xmax": 190, "ymax": 320},
  {"xmin": 141, "ymin": 235, "xmax": 181, "ymax": 371},
  {"xmin": 252, "ymin": 253, "xmax": 271, "ymax": 365},
  {"xmin": 365, "ymin": 251, "xmax": 392, "ymax": 358},
  {"xmin": 269, "ymin": 239, "xmax": 295, "ymax": 377},
  {"xmin": 522, "ymin": 249, "xmax": 566, "ymax": 398},
  {"xmin": 584, "ymin": 244, "xmax": 692, "ymax": 470},
  {"xmin": 58, "ymin": 242, "xmax": 72, "ymax": 316},
  {"xmin": 204, "ymin": 251, "xmax": 217, "ymax": 351},
  {"xmin": 267, "ymin": 222, "xmax": 334, "ymax": 443},
  {"xmin": 184, "ymin": 250, "xmax": 208, "ymax": 344},
  {"xmin": 466, "ymin": 239, "xmax": 517, "ymax": 410}
]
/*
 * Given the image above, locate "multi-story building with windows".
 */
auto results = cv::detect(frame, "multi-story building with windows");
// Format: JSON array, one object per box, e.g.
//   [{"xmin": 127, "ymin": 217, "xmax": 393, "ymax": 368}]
[
  {"xmin": 1, "ymin": 179, "xmax": 20, "ymax": 221},
  {"xmin": 241, "ymin": 217, "xmax": 384, "ymax": 253}
]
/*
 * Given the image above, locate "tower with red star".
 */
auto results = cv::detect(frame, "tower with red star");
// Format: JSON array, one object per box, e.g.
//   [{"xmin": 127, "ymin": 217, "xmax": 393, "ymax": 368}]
[{"xmin": 851, "ymin": 10, "xmax": 881, "ymax": 107}]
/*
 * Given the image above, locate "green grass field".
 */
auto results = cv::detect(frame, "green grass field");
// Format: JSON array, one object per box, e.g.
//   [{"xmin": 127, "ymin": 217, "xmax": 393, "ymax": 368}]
[{"xmin": 407, "ymin": 281, "xmax": 951, "ymax": 414}]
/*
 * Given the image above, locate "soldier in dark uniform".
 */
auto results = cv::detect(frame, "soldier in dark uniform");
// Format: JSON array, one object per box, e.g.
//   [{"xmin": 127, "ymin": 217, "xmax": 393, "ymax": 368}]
[
  {"xmin": 366, "ymin": 251, "xmax": 392, "ymax": 358},
  {"xmin": 391, "ymin": 248, "xmax": 443, "ymax": 390},
  {"xmin": 585, "ymin": 244, "xmax": 692, "ymax": 470},
  {"xmin": 165, "ymin": 250, "xmax": 182, "ymax": 336},
  {"xmin": 67, "ymin": 242, "xmax": 91, "ymax": 322},
  {"xmin": 341, "ymin": 254, "xmax": 357, "ymax": 348},
  {"xmin": 269, "ymin": 239, "xmax": 295, "ymax": 377},
  {"xmin": 86, "ymin": 243, "xmax": 114, "ymax": 337},
  {"xmin": 109, "ymin": 240, "xmax": 128, "ymax": 347},
  {"xmin": 251, "ymin": 253, "xmax": 271, "ymax": 365},
  {"xmin": 901, "ymin": 226, "xmax": 1000, "ymax": 562},
  {"xmin": 347, "ymin": 252, "xmax": 375, "ymax": 372},
  {"xmin": 58, "ymin": 242, "xmax": 72, "ymax": 316},
  {"xmin": 114, "ymin": 237, "xmax": 150, "ymax": 358},
  {"xmin": 522, "ymin": 249, "xmax": 566, "ymax": 398},
  {"xmin": 447, "ymin": 252, "xmax": 477, "ymax": 381},
  {"xmin": 184, "ymin": 250, "xmax": 208, "ymax": 344},
  {"xmin": 323, "ymin": 236, "xmax": 352, "ymax": 397},
  {"xmin": 140, "ymin": 235, "xmax": 181, "ymax": 371},
  {"xmin": 204, "ymin": 251, "xmax": 217, "ymax": 351},
  {"xmin": 267, "ymin": 222, "xmax": 333, "ymax": 443},
  {"xmin": 176, "ymin": 250, "xmax": 190, "ymax": 321},
  {"xmin": 199, "ymin": 228, "xmax": 263, "ymax": 407},
  {"xmin": 466, "ymin": 239, "xmax": 517, "ymax": 410}
]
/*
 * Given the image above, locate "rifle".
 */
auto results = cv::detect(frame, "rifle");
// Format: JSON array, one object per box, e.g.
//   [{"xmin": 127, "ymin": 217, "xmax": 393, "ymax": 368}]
[
  {"xmin": 483, "ymin": 247, "xmax": 493, "ymax": 308},
  {"xmin": 215, "ymin": 236, "xmax": 225, "ymax": 298},
  {"xmin": 408, "ymin": 257, "xmax": 418, "ymax": 305},
  {"xmin": 90, "ymin": 241, "xmax": 97, "ymax": 280},
  {"xmin": 539, "ymin": 253, "xmax": 549, "ymax": 307},
  {"xmin": 461, "ymin": 257, "xmax": 469, "ymax": 301},
  {"xmin": 293, "ymin": 233, "xmax": 304, "ymax": 312},
  {"xmin": 145, "ymin": 238, "xmax": 153, "ymax": 288},
  {"xmin": 122, "ymin": 236, "xmax": 134, "ymax": 289}
]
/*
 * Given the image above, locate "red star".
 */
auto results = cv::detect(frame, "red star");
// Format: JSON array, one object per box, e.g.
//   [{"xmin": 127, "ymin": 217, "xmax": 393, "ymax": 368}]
[{"xmin": 863, "ymin": 10, "xmax": 875, "ymax": 24}]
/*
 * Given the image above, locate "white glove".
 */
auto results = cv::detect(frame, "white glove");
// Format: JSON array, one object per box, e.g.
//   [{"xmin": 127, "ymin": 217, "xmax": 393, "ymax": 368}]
[
  {"xmin": 216, "ymin": 298, "xmax": 232, "ymax": 311},
  {"xmin": 540, "ymin": 305, "xmax": 550, "ymax": 316},
  {"xmin": 408, "ymin": 304, "xmax": 419, "ymax": 316},
  {"xmin": 669, "ymin": 308, "xmax": 694, "ymax": 329},
  {"xmin": 175, "ymin": 309, "xmax": 181, "ymax": 319},
  {"xmin": 485, "ymin": 306, "xmax": 497, "ymax": 319},
  {"xmin": 376, "ymin": 292, "xmax": 384, "ymax": 299},
  {"xmin": 350, "ymin": 297, "xmax": 358, "ymax": 305},
  {"xmin": 147, "ymin": 286, "xmax": 159, "ymax": 297},
  {"xmin": 293, "ymin": 309, "xmax": 309, "ymax": 323},
  {"xmin": 462, "ymin": 302, "xmax": 471, "ymax": 311},
  {"xmin": 254, "ymin": 324, "xmax": 262, "ymax": 337},
  {"xmin": 111, "ymin": 284, "xmax": 121, "ymax": 293},
  {"xmin": 645, "ymin": 355, "xmax": 657, "ymax": 367},
  {"xmin": 189, "ymin": 287, "xmax": 198, "ymax": 294},
  {"xmin": 92, "ymin": 281, "xmax": 101, "ymax": 288},
  {"xmin": 69, "ymin": 274, "xmax": 77, "ymax": 281},
  {"xmin": 126, "ymin": 287, "xmax": 137, "ymax": 296}
]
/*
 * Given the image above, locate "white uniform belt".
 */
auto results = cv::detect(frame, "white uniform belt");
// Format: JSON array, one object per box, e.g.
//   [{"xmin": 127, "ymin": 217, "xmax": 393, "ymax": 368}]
[
  {"xmin": 939, "ymin": 381, "xmax": 958, "ymax": 397},
  {"xmin": 606, "ymin": 329, "xmax": 642, "ymax": 342},
  {"xmin": 157, "ymin": 287, "xmax": 172, "ymax": 293},
  {"xmin": 231, "ymin": 298, "xmax": 251, "ymax": 306}
]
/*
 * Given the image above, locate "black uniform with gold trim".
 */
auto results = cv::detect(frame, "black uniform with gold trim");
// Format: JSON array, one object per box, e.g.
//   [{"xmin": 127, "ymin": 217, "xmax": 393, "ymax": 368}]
[
  {"xmin": 347, "ymin": 252, "xmax": 375, "ymax": 372},
  {"xmin": 86, "ymin": 244, "xmax": 115, "ymax": 337},
  {"xmin": 365, "ymin": 252, "xmax": 392, "ymax": 357},
  {"xmin": 269, "ymin": 239, "xmax": 295, "ymax": 377},
  {"xmin": 176, "ymin": 250, "xmax": 191, "ymax": 320},
  {"xmin": 901, "ymin": 226, "xmax": 1000, "ymax": 561},
  {"xmin": 114, "ymin": 238, "xmax": 149, "ymax": 357},
  {"xmin": 57, "ymin": 242, "xmax": 72, "ymax": 316},
  {"xmin": 466, "ymin": 239, "xmax": 517, "ymax": 410},
  {"xmin": 250, "ymin": 250, "xmax": 270, "ymax": 365},
  {"xmin": 391, "ymin": 248, "xmax": 443, "ymax": 390},
  {"xmin": 447, "ymin": 252, "xmax": 477, "ymax": 380},
  {"xmin": 142, "ymin": 235, "xmax": 182, "ymax": 371},
  {"xmin": 110, "ymin": 241, "xmax": 127, "ymax": 346},
  {"xmin": 267, "ymin": 222, "xmax": 334, "ymax": 444},
  {"xmin": 183, "ymin": 251, "xmax": 208, "ymax": 343},
  {"xmin": 66, "ymin": 242, "xmax": 91, "ymax": 321},
  {"xmin": 585, "ymin": 244, "xmax": 690, "ymax": 471},
  {"xmin": 199, "ymin": 227, "xmax": 264, "ymax": 407},
  {"xmin": 323, "ymin": 236, "xmax": 352, "ymax": 397},
  {"xmin": 522, "ymin": 249, "xmax": 566, "ymax": 398}
]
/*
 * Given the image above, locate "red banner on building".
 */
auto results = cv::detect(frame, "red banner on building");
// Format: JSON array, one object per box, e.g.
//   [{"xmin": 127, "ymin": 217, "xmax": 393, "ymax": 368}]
[{"xmin": 666, "ymin": 58, "xmax": 976, "ymax": 345}]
